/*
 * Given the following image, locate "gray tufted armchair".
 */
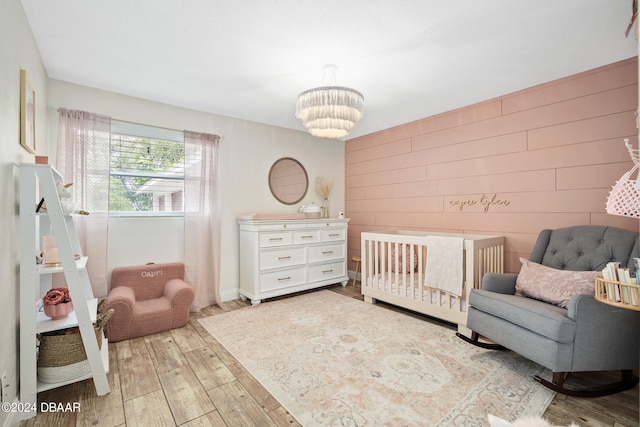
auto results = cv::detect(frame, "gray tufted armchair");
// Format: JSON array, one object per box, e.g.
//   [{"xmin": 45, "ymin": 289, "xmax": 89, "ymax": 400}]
[{"xmin": 459, "ymin": 225, "xmax": 640, "ymax": 396}]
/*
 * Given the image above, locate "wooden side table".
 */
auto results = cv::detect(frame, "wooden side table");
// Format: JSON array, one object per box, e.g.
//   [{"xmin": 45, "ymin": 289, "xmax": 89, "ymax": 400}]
[{"xmin": 351, "ymin": 255, "xmax": 361, "ymax": 287}]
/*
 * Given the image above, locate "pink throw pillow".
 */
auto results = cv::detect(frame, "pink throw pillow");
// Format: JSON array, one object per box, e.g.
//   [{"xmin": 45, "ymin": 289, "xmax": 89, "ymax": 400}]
[
  {"xmin": 390, "ymin": 245, "xmax": 418, "ymax": 274},
  {"xmin": 515, "ymin": 257, "xmax": 599, "ymax": 308}
]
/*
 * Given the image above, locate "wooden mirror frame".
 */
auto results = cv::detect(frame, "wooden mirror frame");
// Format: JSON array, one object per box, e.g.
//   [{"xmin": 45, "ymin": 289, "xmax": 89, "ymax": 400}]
[{"xmin": 268, "ymin": 157, "xmax": 308, "ymax": 205}]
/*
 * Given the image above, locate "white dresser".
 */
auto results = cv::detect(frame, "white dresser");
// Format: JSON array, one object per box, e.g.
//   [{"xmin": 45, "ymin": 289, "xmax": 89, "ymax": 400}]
[{"xmin": 238, "ymin": 218, "xmax": 350, "ymax": 304}]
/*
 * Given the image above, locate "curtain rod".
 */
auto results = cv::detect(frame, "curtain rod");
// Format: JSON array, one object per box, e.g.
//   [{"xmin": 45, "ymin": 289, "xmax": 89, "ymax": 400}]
[{"xmin": 53, "ymin": 107, "xmax": 223, "ymax": 141}]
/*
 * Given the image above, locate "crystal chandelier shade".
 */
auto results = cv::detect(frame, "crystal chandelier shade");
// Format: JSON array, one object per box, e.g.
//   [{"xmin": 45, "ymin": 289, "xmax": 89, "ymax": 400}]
[{"xmin": 295, "ymin": 65, "xmax": 364, "ymax": 139}]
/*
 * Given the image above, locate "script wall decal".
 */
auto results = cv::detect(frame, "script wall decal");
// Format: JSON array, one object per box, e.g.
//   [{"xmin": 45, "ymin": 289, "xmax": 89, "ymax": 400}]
[{"xmin": 449, "ymin": 193, "xmax": 511, "ymax": 212}]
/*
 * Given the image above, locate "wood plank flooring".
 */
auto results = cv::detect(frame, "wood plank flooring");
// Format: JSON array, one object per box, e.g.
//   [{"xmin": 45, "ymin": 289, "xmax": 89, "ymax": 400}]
[{"xmin": 20, "ymin": 284, "xmax": 639, "ymax": 426}]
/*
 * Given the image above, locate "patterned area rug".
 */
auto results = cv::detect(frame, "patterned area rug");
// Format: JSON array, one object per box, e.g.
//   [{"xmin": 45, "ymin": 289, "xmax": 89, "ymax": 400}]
[{"xmin": 199, "ymin": 290, "xmax": 555, "ymax": 426}]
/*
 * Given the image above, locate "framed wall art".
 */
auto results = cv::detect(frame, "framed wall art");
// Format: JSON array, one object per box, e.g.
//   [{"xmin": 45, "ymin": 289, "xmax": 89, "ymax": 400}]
[{"xmin": 20, "ymin": 69, "xmax": 36, "ymax": 154}]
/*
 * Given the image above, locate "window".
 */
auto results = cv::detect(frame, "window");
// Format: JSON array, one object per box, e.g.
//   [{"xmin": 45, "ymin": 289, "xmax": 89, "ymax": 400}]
[{"xmin": 109, "ymin": 121, "xmax": 186, "ymax": 216}]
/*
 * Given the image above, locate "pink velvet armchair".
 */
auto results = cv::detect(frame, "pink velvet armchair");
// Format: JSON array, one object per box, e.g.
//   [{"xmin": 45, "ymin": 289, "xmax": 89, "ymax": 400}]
[{"xmin": 106, "ymin": 262, "xmax": 195, "ymax": 342}]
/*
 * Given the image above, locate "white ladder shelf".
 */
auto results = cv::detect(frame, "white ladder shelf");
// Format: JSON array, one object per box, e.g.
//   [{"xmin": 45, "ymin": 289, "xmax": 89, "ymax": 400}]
[{"xmin": 19, "ymin": 164, "xmax": 109, "ymax": 420}]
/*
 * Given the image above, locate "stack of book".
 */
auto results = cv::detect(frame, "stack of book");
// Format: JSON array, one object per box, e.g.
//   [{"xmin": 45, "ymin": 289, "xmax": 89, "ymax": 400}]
[{"xmin": 599, "ymin": 259, "xmax": 640, "ymax": 305}]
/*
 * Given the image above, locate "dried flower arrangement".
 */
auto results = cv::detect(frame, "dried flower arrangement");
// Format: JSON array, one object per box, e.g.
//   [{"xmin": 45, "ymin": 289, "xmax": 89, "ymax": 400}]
[
  {"xmin": 43, "ymin": 287, "xmax": 72, "ymax": 305},
  {"xmin": 316, "ymin": 176, "xmax": 333, "ymax": 198},
  {"xmin": 316, "ymin": 176, "xmax": 333, "ymax": 218},
  {"xmin": 43, "ymin": 287, "xmax": 74, "ymax": 319}
]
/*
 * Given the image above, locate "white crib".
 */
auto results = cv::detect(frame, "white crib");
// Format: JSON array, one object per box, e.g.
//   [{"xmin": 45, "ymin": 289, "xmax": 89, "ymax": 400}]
[{"xmin": 360, "ymin": 230, "xmax": 504, "ymax": 332}]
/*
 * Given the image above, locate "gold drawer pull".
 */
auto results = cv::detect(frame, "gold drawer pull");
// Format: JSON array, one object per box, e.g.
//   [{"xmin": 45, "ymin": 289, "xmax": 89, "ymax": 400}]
[
  {"xmin": 301, "ymin": 235, "xmax": 314, "ymax": 239},
  {"xmin": 278, "ymin": 276, "xmax": 291, "ymax": 281},
  {"xmin": 322, "ymin": 251, "xmax": 334, "ymax": 255},
  {"xmin": 278, "ymin": 256, "xmax": 292, "ymax": 260},
  {"xmin": 322, "ymin": 269, "xmax": 334, "ymax": 274},
  {"xmin": 269, "ymin": 237, "xmax": 283, "ymax": 241},
  {"xmin": 329, "ymin": 233, "xmax": 340, "ymax": 237}
]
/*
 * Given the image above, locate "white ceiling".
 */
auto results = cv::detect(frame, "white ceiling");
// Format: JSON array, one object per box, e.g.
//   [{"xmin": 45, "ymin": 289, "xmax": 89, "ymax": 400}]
[{"xmin": 20, "ymin": 0, "xmax": 638, "ymax": 140}]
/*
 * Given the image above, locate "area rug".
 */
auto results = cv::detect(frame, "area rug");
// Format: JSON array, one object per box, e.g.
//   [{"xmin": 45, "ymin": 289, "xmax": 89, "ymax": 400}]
[{"xmin": 199, "ymin": 290, "xmax": 555, "ymax": 426}]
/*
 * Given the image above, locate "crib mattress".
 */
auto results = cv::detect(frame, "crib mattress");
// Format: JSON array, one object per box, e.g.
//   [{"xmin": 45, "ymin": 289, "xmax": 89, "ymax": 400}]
[{"xmin": 365, "ymin": 273, "xmax": 467, "ymax": 311}]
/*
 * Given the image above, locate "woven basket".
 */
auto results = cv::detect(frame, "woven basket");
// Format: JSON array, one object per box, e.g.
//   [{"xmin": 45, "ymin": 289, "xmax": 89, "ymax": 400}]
[
  {"xmin": 37, "ymin": 305, "xmax": 113, "ymax": 384},
  {"xmin": 37, "ymin": 328, "xmax": 102, "ymax": 383},
  {"xmin": 605, "ymin": 164, "xmax": 639, "ymax": 218},
  {"xmin": 595, "ymin": 276, "xmax": 640, "ymax": 311}
]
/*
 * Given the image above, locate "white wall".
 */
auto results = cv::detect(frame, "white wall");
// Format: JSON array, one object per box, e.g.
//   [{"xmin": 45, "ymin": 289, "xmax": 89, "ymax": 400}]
[
  {"xmin": 1, "ymin": 1, "xmax": 50, "ymax": 424},
  {"xmin": 107, "ymin": 218, "xmax": 184, "ymax": 269},
  {"xmin": 47, "ymin": 80, "xmax": 346, "ymax": 302}
]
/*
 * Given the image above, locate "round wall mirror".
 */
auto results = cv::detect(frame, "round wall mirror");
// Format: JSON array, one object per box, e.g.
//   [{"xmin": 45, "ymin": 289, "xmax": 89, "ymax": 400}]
[{"xmin": 268, "ymin": 157, "xmax": 308, "ymax": 205}]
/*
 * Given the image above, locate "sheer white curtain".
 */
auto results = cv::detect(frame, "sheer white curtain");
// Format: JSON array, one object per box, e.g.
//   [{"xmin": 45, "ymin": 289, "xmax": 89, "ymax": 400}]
[
  {"xmin": 56, "ymin": 108, "xmax": 111, "ymax": 297},
  {"xmin": 184, "ymin": 131, "xmax": 221, "ymax": 310}
]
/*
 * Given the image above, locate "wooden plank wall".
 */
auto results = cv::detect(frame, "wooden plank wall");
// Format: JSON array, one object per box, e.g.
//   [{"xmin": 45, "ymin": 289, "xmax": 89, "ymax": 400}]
[{"xmin": 345, "ymin": 58, "xmax": 639, "ymax": 274}]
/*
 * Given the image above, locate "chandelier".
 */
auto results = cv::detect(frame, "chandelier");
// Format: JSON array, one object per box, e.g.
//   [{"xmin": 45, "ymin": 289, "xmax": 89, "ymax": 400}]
[{"xmin": 295, "ymin": 65, "xmax": 364, "ymax": 139}]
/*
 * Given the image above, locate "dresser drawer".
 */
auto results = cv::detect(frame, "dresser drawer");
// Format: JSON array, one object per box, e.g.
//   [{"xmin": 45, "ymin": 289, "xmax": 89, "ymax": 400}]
[
  {"xmin": 308, "ymin": 261, "xmax": 345, "ymax": 283},
  {"xmin": 260, "ymin": 266, "xmax": 307, "ymax": 291},
  {"xmin": 259, "ymin": 231, "xmax": 292, "ymax": 247},
  {"xmin": 256, "ymin": 222, "xmax": 306, "ymax": 230},
  {"xmin": 260, "ymin": 247, "xmax": 305, "ymax": 270},
  {"xmin": 308, "ymin": 243, "xmax": 345, "ymax": 263},
  {"xmin": 321, "ymin": 228, "xmax": 345, "ymax": 242},
  {"xmin": 293, "ymin": 230, "xmax": 320, "ymax": 244}
]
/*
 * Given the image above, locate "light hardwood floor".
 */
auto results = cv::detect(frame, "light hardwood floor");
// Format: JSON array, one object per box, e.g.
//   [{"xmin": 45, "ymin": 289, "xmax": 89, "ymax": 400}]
[{"xmin": 20, "ymin": 283, "xmax": 639, "ymax": 427}]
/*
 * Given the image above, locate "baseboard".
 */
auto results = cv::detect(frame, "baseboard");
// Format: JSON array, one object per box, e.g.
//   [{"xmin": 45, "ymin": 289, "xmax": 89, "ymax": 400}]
[
  {"xmin": 220, "ymin": 289, "xmax": 241, "ymax": 303},
  {"xmin": 347, "ymin": 269, "xmax": 361, "ymax": 282}
]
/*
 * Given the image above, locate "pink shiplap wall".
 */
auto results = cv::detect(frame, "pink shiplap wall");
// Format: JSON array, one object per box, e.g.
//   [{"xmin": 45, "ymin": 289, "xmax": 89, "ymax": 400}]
[{"xmin": 345, "ymin": 58, "xmax": 639, "ymax": 274}]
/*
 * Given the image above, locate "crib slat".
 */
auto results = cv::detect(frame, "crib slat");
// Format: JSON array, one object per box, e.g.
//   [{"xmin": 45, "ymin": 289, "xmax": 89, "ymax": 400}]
[
  {"xmin": 366, "ymin": 238, "xmax": 373, "ymax": 289},
  {"xmin": 408, "ymin": 243, "xmax": 415, "ymax": 301},
  {"xmin": 401, "ymin": 242, "xmax": 407, "ymax": 295},
  {"xmin": 373, "ymin": 239, "xmax": 379, "ymax": 284},
  {"xmin": 418, "ymin": 244, "xmax": 424, "ymax": 302},
  {"xmin": 393, "ymin": 241, "xmax": 399, "ymax": 295}
]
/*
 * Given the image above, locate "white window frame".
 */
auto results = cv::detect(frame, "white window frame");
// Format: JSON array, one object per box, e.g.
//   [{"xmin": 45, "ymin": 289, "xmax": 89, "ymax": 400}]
[{"xmin": 109, "ymin": 120, "xmax": 185, "ymax": 217}]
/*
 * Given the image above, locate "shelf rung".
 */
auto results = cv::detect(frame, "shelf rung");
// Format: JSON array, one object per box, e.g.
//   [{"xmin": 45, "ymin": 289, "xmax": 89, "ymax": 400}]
[
  {"xmin": 36, "ymin": 256, "xmax": 88, "ymax": 274},
  {"xmin": 36, "ymin": 298, "xmax": 98, "ymax": 334}
]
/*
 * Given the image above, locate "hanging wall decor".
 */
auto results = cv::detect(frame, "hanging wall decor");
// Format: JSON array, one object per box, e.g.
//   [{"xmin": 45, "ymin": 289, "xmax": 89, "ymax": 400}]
[
  {"xmin": 605, "ymin": 139, "xmax": 640, "ymax": 218},
  {"xmin": 20, "ymin": 69, "xmax": 36, "ymax": 154}
]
